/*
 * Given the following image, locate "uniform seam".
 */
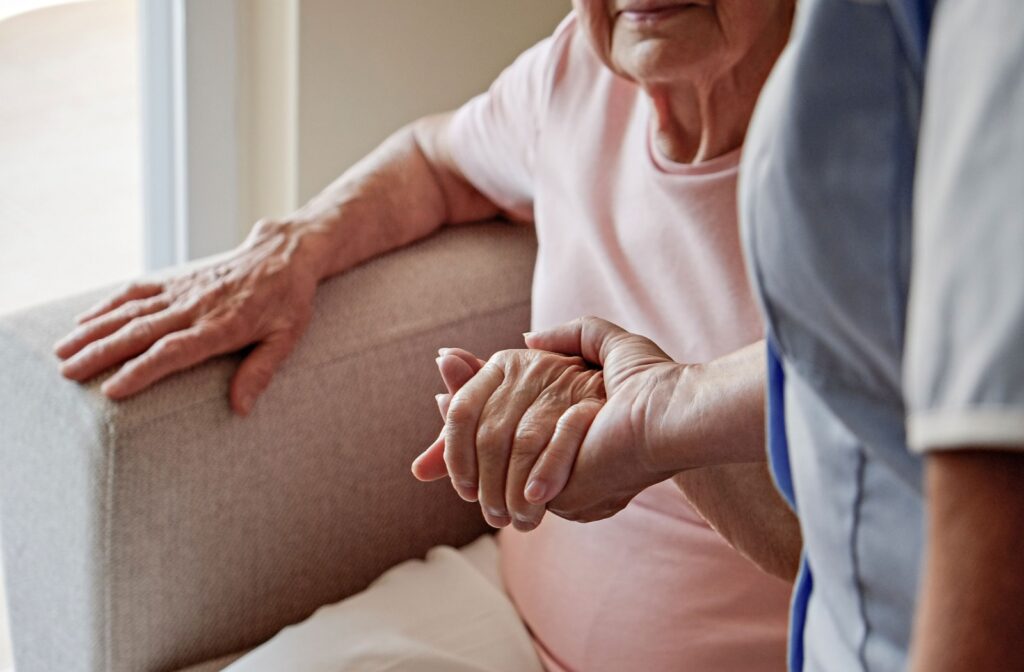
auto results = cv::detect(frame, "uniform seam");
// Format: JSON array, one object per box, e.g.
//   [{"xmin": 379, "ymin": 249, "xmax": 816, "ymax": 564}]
[{"xmin": 851, "ymin": 450, "xmax": 871, "ymax": 670}]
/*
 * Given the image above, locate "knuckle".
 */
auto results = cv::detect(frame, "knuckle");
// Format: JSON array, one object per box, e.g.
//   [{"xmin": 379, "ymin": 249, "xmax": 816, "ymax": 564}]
[
  {"xmin": 512, "ymin": 423, "xmax": 547, "ymax": 453},
  {"xmin": 150, "ymin": 336, "xmax": 184, "ymax": 359},
  {"xmin": 555, "ymin": 410, "xmax": 585, "ymax": 436},
  {"xmin": 127, "ymin": 318, "xmax": 156, "ymax": 342},
  {"xmin": 80, "ymin": 340, "xmax": 106, "ymax": 361},
  {"xmin": 475, "ymin": 425, "xmax": 504, "ymax": 453},
  {"xmin": 488, "ymin": 350, "xmax": 511, "ymax": 369},
  {"xmin": 445, "ymin": 400, "xmax": 475, "ymax": 428}
]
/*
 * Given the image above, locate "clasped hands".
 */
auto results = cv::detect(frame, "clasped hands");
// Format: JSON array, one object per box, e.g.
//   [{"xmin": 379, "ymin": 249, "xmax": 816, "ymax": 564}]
[{"xmin": 412, "ymin": 316, "xmax": 689, "ymax": 531}]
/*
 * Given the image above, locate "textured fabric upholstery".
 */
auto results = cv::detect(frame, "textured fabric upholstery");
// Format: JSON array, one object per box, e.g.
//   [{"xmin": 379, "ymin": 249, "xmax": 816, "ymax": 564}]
[{"xmin": 0, "ymin": 222, "xmax": 536, "ymax": 672}]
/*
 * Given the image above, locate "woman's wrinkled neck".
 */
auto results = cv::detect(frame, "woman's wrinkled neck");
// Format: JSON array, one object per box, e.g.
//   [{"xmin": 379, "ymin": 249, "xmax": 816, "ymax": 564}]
[
  {"xmin": 645, "ymin": 20, "xmax": 790, "ymax": 165},
  {"xmin": 646, "ymin": 82, "xmax": 747, "ymax": 165}
]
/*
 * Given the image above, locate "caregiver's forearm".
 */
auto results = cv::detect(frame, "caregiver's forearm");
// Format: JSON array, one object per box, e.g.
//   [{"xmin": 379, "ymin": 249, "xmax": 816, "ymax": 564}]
[
  {"xmin": 650, "ymin": 341, "xmax": 769, "ymax": 471},
  {"xmin": 655, "ymin": 341, "xmax": 801, "ymax": 578},
  {"xmin": 909, "ymin": 449, "xmax": 1024, "ymax": 671},
  {"xmin": 282, "ymin": 112, "xmax": 502, "ymax": 282},
  {"xmin": 673, "ymin": 464, "xmax": 801, "ymax": 580}
]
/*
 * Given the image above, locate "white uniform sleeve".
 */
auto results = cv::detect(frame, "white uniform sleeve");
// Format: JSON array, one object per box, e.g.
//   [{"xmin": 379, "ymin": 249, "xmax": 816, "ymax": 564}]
[{"xmin": 905, "ymin": 0, "xmax": 1024, "ymax": 451}]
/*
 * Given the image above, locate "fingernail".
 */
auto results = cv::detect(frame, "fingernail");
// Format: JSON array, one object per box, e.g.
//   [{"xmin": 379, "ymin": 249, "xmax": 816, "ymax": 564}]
[
  {"xmin": 435, "ymin": 356, "xmax": 444, "ymax": 369},
  {"xmin": 513, "ymin": 514, "xmax": 538, "ymax": 531},
  {"xmin": 524, "ymin": 479, "xmax": 546, "ymax": 503},
  {"xmin": 456, "ymin": 481, "xmax": 478, "ymax": 502},
  {"xmin": 437, "ymin": 348, "xmax": 452, "ymax": 356},
  {"xmin": 522, "ymin": 332, "xmax": 535, "ymax": 339},
  {"xmin": 487, "ymin": 510, "xmax": 510, "ymax": 527}
]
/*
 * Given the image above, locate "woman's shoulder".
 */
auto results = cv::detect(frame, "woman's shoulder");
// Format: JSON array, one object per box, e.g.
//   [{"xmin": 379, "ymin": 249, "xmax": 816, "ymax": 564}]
[{"xmin": 541, "ymin": 12, "xmax": 634, "ymax": 114}]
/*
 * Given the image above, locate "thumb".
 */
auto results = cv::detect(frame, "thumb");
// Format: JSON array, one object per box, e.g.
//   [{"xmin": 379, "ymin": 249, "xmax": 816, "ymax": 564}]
[
  {"xmin": 524, "ymin": 316, "xmax": 670, "ymax": 391},
  {"xmin": 229, "ymin": 334, "xmax": 295, "ymax": 416},
  {"xmin": 524, "ymin": 316, "xmax": 667, "ymax": 364},
  {"xmin": 411, "ymin": 431, "xmax": 449, "ymax": 481},
  {"xmin": 523, "ymin": 316, "xmax": 632, "ymax": 363}
]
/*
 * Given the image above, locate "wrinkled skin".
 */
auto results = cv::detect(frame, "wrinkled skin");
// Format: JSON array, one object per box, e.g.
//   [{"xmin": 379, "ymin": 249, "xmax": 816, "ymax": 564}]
[
  {"xmin": 414, "ymin": 316, "xmax": 691, "ymax": 527},
  {"xmin": 54, "ymin": 220, "xmax": 320, "ymax": 415},
  {"xmin": 414, "ymin": 348, "xmax": 606, "ymax": 530}
]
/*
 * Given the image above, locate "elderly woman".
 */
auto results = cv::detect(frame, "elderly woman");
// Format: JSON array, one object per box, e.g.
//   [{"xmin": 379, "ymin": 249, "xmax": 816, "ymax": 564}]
[{"xmin": 55, "ymin": 2, "xmax": 796, "ymax": 670}]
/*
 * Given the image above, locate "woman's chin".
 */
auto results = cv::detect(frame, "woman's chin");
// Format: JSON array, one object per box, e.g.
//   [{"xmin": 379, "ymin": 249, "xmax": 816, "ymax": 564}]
[{"xmin": 612, "ymin": 38, "xmax": 711, "ymax": 87}]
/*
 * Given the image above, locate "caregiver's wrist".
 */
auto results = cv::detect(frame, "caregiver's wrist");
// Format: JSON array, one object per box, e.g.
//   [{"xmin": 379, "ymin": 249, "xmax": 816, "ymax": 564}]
[
  {"xmin": 645, "ymin": 358, "xmax": 765, "ymax": 476},
  {"xmin": 644, "ymin": 362, "xmax": 714, "ymax": 476}
]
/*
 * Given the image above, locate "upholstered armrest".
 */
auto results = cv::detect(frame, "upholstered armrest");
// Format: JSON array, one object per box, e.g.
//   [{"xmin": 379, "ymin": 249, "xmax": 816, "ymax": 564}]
[{"xmin": 0, "ymin": 222, "xmax": 536, "ymax": 672}]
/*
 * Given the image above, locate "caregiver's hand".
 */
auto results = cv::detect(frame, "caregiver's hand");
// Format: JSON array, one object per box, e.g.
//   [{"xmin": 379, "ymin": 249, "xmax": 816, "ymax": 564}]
[
  {"xmin": 523, "ymin": 317, "xmax": 691, "ymax": 523},
  {"xmin": 53, "ymin": 219, "xmax": 325, "ymax": 415},
  {"xmin": 431, "ymin": 348, "xmax": 606, "ymax": 530}
]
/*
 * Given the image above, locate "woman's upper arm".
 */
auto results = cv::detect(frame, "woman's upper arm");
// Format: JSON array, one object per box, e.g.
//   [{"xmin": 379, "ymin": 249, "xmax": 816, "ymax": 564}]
[{"xmin": 417, "ymin": 20, "xmax": 570, "ymax": 224}]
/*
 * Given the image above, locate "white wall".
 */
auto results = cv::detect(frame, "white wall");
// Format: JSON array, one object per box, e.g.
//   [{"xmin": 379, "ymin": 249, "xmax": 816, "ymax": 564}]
[{"xmin": 237, "ymin": 0, "xmax": 569, "ymax": 233}]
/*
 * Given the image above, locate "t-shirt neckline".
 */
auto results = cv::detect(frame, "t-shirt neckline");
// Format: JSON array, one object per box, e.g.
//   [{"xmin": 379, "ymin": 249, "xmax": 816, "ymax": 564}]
[{"xmin": 645, "ymin": 108, "xmax": 742, "ymax": 177}]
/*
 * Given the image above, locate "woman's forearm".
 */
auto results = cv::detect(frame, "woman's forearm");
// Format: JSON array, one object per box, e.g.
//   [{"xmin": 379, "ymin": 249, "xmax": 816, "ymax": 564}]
[{"xmin": 279, "ymin": 112, "xmax": 501, "ymax": 282}]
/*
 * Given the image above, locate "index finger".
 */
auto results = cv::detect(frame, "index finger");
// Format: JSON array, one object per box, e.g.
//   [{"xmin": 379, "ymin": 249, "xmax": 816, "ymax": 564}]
[{"xmin": 76, "ymin": 281, "xmax": 164, "ymax": 324}]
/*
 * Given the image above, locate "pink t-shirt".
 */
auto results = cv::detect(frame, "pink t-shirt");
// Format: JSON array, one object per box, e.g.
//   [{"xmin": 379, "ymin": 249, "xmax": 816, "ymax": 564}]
[{"xmin": 448, "ymin": 14, "xmax": 791, "ymax": 672}]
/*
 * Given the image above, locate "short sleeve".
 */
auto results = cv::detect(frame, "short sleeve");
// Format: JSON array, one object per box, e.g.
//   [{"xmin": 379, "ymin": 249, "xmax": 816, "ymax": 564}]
[
  {"xmin": 446, "ymin": 14, "xmax": 572, "ymax": 222},
  {"xmin": 905, "ymin": 0, "xmax": 1024, "ymax": 452}
]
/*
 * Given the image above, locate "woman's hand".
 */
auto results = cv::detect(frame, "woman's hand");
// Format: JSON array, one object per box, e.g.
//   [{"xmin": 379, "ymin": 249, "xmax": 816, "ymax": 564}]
[
  {"xmin": 53, "ymin": 219, "xmax": 326, "ymax": 415},
  {"xmin": 417, "ymin": 347, "xmax": 605, "ymax": 530},
  {"xmin": 522, "ymin": 317, "xmax": 690, "ymax": 522},
  {"xmin": 411, "ymin": 348, "xmax": 485, "ymax": 483},
  {"xmin": 53, "ymin": 111, "xmax": 503, "ymax": 416}
]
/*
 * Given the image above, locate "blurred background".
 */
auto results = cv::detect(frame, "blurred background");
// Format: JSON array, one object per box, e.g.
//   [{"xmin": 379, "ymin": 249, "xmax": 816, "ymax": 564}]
[{"xmin": 0, "ymin": 1, "xmax": 569, "ymax": 668}]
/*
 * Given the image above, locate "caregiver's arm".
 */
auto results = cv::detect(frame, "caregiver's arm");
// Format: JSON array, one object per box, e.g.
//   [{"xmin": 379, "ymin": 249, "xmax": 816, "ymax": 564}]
[
  {"xmin": 526, "ymin": 319, "xmax": 801, "ymax": 579},
  {"xmin": 905, "ymin": 1, "xmax": 1024, "ymax": 666},
  {"xmin": 658, "ymin": 345, "xmax": 800, "ymax": 580},
  {"xmin": 909, "ymin": 450, "xmax": 1024, "ymax": 671},
  {"xmin": 674, "ymin": 466, "xmax": 800, "ymax": 581},
  {"xmin": 54, "ymin": 112, "xmax": 499, "ymax": 414}
]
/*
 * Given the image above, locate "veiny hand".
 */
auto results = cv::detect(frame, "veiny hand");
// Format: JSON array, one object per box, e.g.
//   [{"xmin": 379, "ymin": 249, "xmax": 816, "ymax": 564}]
[
  {"xmin": 416, "ymin": 347, "xmax": 605, "ymax": 531},
  {"xmin": 53, "ymin": 219, "xmax": 324, "ymax": 415},
  {"xmin": 522, "ymin": 316, "xmax": 690, "ymax": 523}
]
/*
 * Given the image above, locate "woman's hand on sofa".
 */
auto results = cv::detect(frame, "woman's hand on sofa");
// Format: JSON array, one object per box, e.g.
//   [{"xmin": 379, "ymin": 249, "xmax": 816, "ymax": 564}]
[
  {"xmin": 52, "ymin": 112, "xmax": 506, "ymax": 417},
  {"xmin": 53, "ymin": 218, "xmax": 326, "ymax": 415}
]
